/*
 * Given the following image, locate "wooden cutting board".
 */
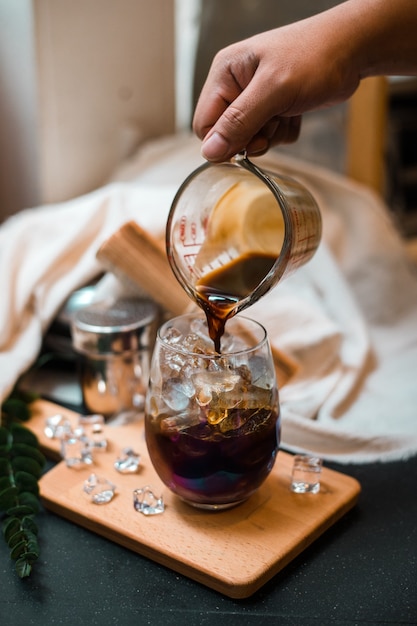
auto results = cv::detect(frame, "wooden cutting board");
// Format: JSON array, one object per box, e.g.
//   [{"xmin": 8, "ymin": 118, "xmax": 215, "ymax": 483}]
[{"xmin": 31, "ymin": 399, "xmax": 361, "ymax": 599}]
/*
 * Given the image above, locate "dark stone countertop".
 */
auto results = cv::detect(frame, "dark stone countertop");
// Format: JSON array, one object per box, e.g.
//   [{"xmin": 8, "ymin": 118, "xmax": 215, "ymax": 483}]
[{"xmin": 1, "ymin": 450, "xmax": 416, "ymax": 626}]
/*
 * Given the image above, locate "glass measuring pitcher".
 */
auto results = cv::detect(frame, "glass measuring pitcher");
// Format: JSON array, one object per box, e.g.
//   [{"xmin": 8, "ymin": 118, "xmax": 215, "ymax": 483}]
[{"xmin": 166, "ymin": 154, "xmax": 322, "ymax": 350}]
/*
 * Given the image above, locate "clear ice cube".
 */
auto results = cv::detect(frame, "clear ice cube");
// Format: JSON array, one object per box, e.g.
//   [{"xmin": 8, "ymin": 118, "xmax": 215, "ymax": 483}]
[
  {"xmin": 193, "ymin": 370, "xmax": 240, "ymax": 394},
  {"xmin": 114, "ymin": 448, "xmax": 141, "ymax": 474},
  {"xmin": 44, "ymin": 414, "xmax": 72, "ymax": 439},
  {"xmin": 160, "ymin": 411, "xmax": 200, "ymax": 433},
  {"xmin": 249, "ymin": 355, "xmax": 273, "ymax": 389},
  {"xmin": 83, "ymin": 473, "xmax": 116, "ymax": 504},
  {"xmin": 162, "ymin": 378, "xmax": 190, "ymax": 411},
  {"xmin": 133, "ymin": 486, "xmax": 164, "ymax": 516},
  {"xmin": 77, "ymin": 415, "xmax": 108, "ymax": 450},
  {"xmin": 61, "ymin": 434, "xmax": 94, "ymax": 468},
  {"xmin": 290, "ymin": 455, "xmax": 323, "ymax": 494},
  {"xmin": 164, "ymin": 326, "xmax": 183, "ymax": 345}
]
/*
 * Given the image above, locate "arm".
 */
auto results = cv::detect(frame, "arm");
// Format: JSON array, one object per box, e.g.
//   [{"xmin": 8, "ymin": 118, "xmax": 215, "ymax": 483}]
[{"xmin": 193, "ymin": 0, "xmax": 417, "ymax": 162}]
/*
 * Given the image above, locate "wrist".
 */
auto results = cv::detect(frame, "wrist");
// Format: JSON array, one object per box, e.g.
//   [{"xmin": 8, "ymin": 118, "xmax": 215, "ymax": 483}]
[{"xmin": 336, "ymin": 0, "xmax": 417, "ymax": 78}]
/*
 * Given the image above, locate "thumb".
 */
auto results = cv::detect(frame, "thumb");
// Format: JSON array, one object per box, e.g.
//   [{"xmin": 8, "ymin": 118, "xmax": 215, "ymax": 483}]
[{"xmin": 199, "ymin": 85, "xmax": 279, "ymax": 162}]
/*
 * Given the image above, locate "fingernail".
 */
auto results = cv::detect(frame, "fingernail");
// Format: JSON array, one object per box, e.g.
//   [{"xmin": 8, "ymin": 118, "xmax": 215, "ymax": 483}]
[{"xmin": 201, "ymin": 132, "xmax": 230, "ymax": 161}]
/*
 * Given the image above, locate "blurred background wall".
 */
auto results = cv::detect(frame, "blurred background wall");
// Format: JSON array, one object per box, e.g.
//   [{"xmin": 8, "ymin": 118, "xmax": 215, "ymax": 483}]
[
  {"xmin": 1, "ymin": 0, "xmax": 416, "ymax": 237},
  {"xmin": 0, "ymin": 0, "xmax": 176, "ymax": 220}
]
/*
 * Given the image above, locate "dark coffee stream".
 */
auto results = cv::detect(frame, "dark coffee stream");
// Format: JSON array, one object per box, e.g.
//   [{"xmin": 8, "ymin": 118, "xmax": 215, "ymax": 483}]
[{"xmin": 195, "ymin": 251, "xmax": 276, "ymax": 353}]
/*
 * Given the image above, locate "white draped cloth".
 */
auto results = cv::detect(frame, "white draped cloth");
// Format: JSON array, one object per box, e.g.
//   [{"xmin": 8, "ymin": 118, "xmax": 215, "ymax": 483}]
[{"xmin": 1, "ymin": 134, "xmax": 417, "ymax": 463}]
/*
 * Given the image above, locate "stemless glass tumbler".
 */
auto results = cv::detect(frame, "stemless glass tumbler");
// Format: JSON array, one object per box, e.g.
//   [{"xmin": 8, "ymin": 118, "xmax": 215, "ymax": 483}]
[{"xmin": 144, "ymin": 313, "xmax": 280, "ymax": 510}]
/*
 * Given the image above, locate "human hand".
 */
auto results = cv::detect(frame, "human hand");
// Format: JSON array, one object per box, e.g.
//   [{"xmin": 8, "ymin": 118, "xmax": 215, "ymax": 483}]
[{"xmin": 193, "ymin": 12, "xmax": 360, "ymax": 162}]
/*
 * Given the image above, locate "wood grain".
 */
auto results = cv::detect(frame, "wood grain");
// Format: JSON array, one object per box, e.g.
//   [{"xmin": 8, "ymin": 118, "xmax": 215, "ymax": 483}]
[
  {"xmin": 96, "ymin": 221, "xmax": 192, "ymax": 316},
  {"xmin": 33, "ymin": 399, "xmax": 361, "ymax": 598}
]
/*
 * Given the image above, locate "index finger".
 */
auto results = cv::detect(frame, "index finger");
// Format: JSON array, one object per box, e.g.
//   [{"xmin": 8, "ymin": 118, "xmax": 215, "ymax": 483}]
[{"xmin": 195, "ymin": 76, "xmax": 283, "ymax": 161}]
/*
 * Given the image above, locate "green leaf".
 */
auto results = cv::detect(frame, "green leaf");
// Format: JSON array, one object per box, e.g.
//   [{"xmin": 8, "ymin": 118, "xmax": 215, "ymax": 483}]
[
  {"xmin": 0, "ymin": 426, "xmax": 10, "ymax": 446},
  {"xmin": 7, "ymin": 529, "xmax": 26, "ymax": 548},
  {"xmin": 2, "ymin": 398, "xmax": 30, "ymax": 422},
  {"xmin": 7, "ymin": 529, "xmax": 39, "ymax": 555},
  {"xmin": 11, "ymin": 444, "xmax": 46, "ymax": 468},
  {"xmin": 0, "ymin": 486, "xmax": 18, "ymax": 511},
  {"xmin": 25, "ymin": 532, "xmax": 39, "ymax": 555},
  {"xmin": 0, "ymin": 476, "xmax": 11, "ymax": 491},
  {"xmin": 0, "ymin": 444, "xmax": 11, "ymax": 458},
  {"xmin": 10, "ymin": 539, "xmax": 27, "ymax": 559},
  {"xmin": 11, "ymin": 456, "xmax": 42, "ymax": 479},
  {"xmin": 15, "ymin": 556, "xmax": 33, "ymax": 578},
  {"xmin": 17, "ymin": 492, "xmax": 40, "ymax": 514},
  {"xmin": 14, "ymin": 471, "xmax": 40, "ymax": 496},
  {"xmin": 21, "ymin": 516, "xmax": 38, "ymax": 535},
  {"xmin": 10, "ymin": 424, "xmax": 38, "ymax": 447},
  {"xmin": 20, "ymin": 550, "xmax": 39, "ymax": 562},
  {"xmin": 1, "ymin": 393, "xmax": 42, "ymax": 579},
  {"xmin": 6, "ymin": 504, "xmax": 36, "ymax": 518},
  {"xmin": 2, "ymin": 517, "xmax": 21, "ymax": 541}
]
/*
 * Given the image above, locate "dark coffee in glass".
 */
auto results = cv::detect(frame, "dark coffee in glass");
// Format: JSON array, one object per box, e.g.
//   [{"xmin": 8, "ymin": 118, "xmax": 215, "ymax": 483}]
[{"xmin": 144, "ymin": 314, "xmax": 280, "ymax": 510}]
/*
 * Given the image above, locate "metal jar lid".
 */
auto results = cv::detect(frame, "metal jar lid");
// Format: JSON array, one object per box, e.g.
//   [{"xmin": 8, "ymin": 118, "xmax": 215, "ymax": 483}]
[{"xmin": 71, "ymin": 298, "xmax": 158, "ymax": 356}]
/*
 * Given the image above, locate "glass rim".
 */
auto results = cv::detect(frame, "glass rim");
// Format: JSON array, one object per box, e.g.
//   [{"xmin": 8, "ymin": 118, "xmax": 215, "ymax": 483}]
[{"xmin": 157, "ymin": 313, "xmax": 269, "ymax": 358}]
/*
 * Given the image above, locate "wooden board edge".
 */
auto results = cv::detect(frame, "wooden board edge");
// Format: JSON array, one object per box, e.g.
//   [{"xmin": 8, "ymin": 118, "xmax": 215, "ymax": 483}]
[{"xmin": 40, "ymin": 475, "xmax": 360, "ymax": 599}]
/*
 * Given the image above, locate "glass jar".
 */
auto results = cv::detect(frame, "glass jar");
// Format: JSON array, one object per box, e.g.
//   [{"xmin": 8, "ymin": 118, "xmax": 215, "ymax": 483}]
[{"xmin": 71, "ymin": 298, "xmax": 158, "ymax": 421}]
